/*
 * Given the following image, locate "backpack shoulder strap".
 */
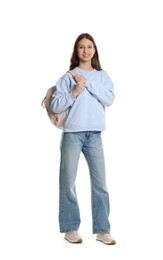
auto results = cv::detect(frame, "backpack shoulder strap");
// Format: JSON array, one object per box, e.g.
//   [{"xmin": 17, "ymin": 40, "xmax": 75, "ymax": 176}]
[{"xmin": 67, "ymin": 70, "xmax": 77, "ymax": 78}]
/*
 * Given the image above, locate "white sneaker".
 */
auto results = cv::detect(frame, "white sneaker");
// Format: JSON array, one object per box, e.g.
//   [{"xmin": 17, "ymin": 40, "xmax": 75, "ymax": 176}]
[
  {"xmin": 96, "ymin": 233, "xmax": 116, "ymax": 245},
  {"xmin": 64, "ymin": 230, "xmax": 83, "ymax": 243}
]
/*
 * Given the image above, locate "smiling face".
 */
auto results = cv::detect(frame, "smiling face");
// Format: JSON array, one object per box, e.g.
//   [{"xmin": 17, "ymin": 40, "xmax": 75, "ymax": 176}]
[{"xmin": 77, "ymin": 38, "xmax": 95, "ymax": 63}]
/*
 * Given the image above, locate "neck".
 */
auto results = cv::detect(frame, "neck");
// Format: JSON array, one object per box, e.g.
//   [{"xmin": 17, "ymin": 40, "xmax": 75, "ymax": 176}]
[{"xmin": 78, "ymin": 62, "xmax": 93, "ymax": 71}]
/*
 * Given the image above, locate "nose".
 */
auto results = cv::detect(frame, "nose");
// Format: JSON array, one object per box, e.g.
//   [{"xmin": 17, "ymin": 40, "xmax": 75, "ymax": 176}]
[{"xmin": 83, "ymin": 47, "xmax": 88, "ymax": 52}]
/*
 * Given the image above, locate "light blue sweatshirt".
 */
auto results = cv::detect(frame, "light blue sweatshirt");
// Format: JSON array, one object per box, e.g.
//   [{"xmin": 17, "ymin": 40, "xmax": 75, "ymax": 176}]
[{"xmin": 50, "ymin": 67, "xmax": 115, "ymax": 132}]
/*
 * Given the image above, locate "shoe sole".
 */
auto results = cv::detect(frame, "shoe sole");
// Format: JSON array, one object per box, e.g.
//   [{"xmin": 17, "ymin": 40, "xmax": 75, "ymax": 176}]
[
  {"xmin": 96, "ymin": 239, "xmax": 116, "ymax": 245},
  {"xmin": 64, "ymin": 238, "xmax": 83, "ymax": 243}
]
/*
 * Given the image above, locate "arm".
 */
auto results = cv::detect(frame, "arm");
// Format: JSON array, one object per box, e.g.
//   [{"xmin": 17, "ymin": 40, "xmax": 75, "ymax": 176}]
[
  {"xmin": 50, "ymin": 76, "xmax": 75, "ymax": 114},
  {"xmin": 50, "ymin": 73, "xmax": 86, "ymax": 113},
  {"xmin": 85, "ymin": 71, "xmax": 115, "ymax": 107},
  {"xmin": 71, "ymin": 74, "xmax": 86, "ymax": 98}
]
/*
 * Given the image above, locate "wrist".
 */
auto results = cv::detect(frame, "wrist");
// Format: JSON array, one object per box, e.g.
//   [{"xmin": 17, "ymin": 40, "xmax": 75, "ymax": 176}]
[{"xmin": 71, "ymin": 89, "xmax": 78, "ymax": 98}]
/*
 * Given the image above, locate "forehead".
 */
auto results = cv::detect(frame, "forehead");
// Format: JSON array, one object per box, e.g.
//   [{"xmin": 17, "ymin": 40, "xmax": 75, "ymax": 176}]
[{"xmin": 77, "ymin": 38, "xmax": 94, "ymax": 46}]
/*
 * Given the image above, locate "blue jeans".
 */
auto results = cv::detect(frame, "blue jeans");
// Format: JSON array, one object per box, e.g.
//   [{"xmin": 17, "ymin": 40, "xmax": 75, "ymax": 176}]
[{"xmin": 59, "ymin": 131, "xmax": 111, "ymax": 234}]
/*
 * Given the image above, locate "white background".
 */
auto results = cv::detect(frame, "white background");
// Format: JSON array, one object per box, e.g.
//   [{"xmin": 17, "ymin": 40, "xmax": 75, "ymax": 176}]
[{"xmin": 0, "ymin": 0, "xmax": 163, "ymax": 259}]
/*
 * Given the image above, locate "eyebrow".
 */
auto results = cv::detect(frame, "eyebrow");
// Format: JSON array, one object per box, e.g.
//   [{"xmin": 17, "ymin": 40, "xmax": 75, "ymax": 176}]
[{"xmin": 78, "ymin": 44, "xmax": 93, "ymax": 47}]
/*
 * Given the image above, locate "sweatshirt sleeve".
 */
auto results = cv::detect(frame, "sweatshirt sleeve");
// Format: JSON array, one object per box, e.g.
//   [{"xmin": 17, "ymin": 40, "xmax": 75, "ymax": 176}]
[
  {"xmin": 85, "ymin": 70, "xmax": 115, "ymax": 107},
  {"xmin": 50, "ymin": 74, "xmax": 76, "ymax": 113}
]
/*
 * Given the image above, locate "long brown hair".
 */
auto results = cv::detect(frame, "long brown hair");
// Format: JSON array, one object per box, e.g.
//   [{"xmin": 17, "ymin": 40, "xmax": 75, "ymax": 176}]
[{"xmin": 69, "ymin": 33, "xmax": 102, "ymax": 71}]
